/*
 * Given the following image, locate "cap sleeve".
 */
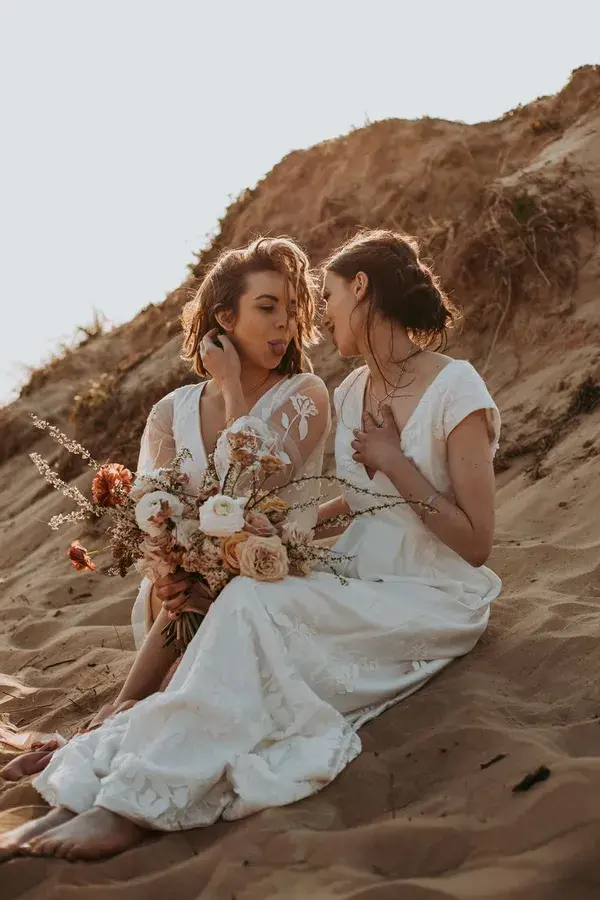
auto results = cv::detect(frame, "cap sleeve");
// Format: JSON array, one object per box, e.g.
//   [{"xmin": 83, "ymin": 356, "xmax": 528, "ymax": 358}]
[{"xmin": 441, "ymin": 361, "xmax": 501, "ymax": 455}]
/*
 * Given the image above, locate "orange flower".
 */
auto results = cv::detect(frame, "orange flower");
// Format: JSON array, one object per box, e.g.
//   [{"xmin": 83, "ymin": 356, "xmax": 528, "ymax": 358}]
[
  {"xmin": 220, "ymin": 532, "xmax": 249, "ymax": 573},
  {"xmin": 68, "ymin": 540, "xmax": 97, "ymax": 572},
  {"xmin": 92, "ymin": 463, "xmax": 134, "ymax": 507}
]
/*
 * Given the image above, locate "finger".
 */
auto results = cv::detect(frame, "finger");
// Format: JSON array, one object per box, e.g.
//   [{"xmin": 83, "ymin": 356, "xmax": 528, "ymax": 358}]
[
  {"xmin": 363, "ymin": 411, "xmax": 378, "ymax": 432},
  {"xmin": 156, "ymin": 580, "xmax": 190, "ymax": 601},
  {"xmin": 190, "ymin": 582, "xmax": 214, "ymax": 600},
  {"xmin": 178, "ymin": 600, "xmax": 211, "ymax": 616},
  {"xmin": 155, "ymin": 568, "xmax": 188, "ymax": 588},
  {"xmin": 200, "ymin": 331, "xmax": 218, "ymax": 353},
  {"xmin": 218, "ymin": 334, "xmax": 235, "ymax": 353},
  {"xmin": 115, "ymin": 700, "xmax": 137, "ymax": 714},
  {"xmin": 163, "ymin": 590, "xmax": 191, "ymax": 612},
  {"xmin": 380, "ymin": 405, "xmax": 397, "ymax": 428}
]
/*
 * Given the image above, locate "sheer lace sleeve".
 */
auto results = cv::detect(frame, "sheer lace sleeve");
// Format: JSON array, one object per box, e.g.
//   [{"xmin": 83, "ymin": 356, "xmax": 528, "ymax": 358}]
[
  {"xmin": 441, "ymin": 361, "xmax": 501, "ymax": 455},
  {"xmin": 132, "ymin": 392, "xmax": 177, "ymax": 649},
  {"xmin": 137, "ymin": 393, "xmax": 177, "ymax": 473},
  {"xmin": 214, "ymin": 374, "xmax": 331, "ymax": 529}
]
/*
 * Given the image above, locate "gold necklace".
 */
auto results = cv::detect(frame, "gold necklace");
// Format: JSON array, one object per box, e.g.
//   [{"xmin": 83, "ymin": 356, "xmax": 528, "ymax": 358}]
[{"xmin": 367, "ymin": 349, "xmax": 422, "ymax": 423}]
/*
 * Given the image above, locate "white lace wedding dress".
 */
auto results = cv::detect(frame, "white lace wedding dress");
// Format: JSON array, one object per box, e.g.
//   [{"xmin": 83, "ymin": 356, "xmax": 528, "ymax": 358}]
[{"xmin": 33, "ymin": 360, "xmax": 502, "ymax": 831}]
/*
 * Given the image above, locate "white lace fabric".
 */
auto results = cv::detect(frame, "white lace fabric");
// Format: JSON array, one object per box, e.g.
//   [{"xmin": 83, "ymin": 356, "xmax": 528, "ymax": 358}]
[
  {"xmin": 34, "ymin": 360, "xmax": 502, "ymax": 831},
  {"xmin": 131, "ymin": 373, "xmax": 331, "ymax": 644}
]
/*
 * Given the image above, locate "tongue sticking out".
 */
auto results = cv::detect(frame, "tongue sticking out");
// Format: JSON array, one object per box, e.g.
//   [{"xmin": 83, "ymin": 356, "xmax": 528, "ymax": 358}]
[{"xmin": 269, "ymin": 341, "xmax": 287, "ymax": 356}]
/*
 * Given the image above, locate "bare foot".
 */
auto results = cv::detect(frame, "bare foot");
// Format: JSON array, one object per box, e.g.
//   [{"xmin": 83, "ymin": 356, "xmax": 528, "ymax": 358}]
[
  {"xmin": 27, "ymin": 807, "xmax": 146, "ymax": 860},
  {"xmin": 0, "ymin": 808, "xmax": 75, "ymax": 862}
]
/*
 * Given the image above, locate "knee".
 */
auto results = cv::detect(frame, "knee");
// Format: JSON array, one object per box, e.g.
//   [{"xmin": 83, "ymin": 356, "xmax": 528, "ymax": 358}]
[{"xmin": 209, "ymin": 576, "xmax": 257, "ymax": 617}]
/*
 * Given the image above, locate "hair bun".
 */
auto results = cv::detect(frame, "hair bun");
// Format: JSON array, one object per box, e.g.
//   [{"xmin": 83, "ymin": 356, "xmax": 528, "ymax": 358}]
[{"xmin": 400, "ymin": 280, "xmax": 449, "ymax": 334}]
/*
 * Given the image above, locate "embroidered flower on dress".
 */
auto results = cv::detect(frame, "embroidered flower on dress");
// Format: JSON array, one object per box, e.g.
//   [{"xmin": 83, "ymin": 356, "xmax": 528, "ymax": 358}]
[{"xmin": 281, "ymin": 393, "xmax": 319, "ymax": 441}]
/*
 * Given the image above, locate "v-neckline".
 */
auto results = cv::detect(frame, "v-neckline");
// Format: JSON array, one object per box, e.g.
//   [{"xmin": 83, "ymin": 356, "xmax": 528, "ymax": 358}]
[
  {"xmin": 358, "ymin": 359, "xmax": 457, "ymax": 438},
  {"xmin": 194, "ymin": 377, "xmax": 288, "ymax": 464}
]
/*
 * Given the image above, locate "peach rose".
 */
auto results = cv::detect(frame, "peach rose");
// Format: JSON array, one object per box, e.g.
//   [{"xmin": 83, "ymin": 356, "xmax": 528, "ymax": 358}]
[
  {"xmin": 220, "ymin": 532, "xmax": 249, "ymax": 573},
  {"xmin": 238, "ymin": 535, "xmax": 289, "ymax": 582},
  {"xmin": 243, "ymin": 510, "xmax": 277, "ymax": 537},
  {"xmin": 134, "ymin": 532, "xmax": 179, "ymax": 581}
]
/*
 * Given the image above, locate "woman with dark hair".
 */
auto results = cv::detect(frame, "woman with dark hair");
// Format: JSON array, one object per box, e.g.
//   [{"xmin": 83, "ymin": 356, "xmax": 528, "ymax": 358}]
[{"xmin": 0, "ymin": 230, "xmax": 500, "ymax": 860}]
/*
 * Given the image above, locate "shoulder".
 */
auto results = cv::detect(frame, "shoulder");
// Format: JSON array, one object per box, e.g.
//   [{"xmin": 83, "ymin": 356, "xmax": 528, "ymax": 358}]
[
  {"xmin": 333, "ymin": 366, "xmax": 367, "ymax": 411},
  {"xmin": 149, "ymin": 382, "xmax": 201, "ymax": 418},
  {"xmin": 276, "ymin": 372, "xmax": 330, "ymax": 406},
  {"xmin": 438, "ymin": 359, "xmax": 500, "ymax": 450},
  {"xmin": 441, "ymin": 359, "xmax": 494, "ymax": 398},
  {"xmin": 286, "ymin": 372, "xmax": 327, "ymax": 391}
]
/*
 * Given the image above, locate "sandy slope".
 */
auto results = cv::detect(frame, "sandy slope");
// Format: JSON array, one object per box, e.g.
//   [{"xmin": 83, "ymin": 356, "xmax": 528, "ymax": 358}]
[{"xmin": 1, "ymin": 67, "xmax": 600, "ymax": 897}]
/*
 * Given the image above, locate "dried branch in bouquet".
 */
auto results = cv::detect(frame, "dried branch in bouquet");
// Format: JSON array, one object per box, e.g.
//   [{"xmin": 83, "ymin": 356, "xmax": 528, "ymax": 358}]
[
  {"xmin": 29, "ymin": 453, "xmax": 98, "ymax": 525},
  {"xmin": 30, "ymin": 415, "xmax": 100, "ymax": 470}
]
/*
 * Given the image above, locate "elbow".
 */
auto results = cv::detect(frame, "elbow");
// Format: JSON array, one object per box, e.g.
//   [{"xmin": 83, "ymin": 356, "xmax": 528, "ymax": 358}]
[
  {"xmin": 468, "ymin": 552, "xmax": 489, "ymax": 569},
  {"xmin": 465, "ymin": 543, "xmax": 492, "ymax": 568}
]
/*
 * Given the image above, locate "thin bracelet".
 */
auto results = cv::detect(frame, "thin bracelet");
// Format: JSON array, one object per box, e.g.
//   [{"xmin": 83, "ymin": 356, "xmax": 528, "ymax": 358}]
[{"xmin": 421, "ymin": 490, "xmax": 442, "ymax": 521}]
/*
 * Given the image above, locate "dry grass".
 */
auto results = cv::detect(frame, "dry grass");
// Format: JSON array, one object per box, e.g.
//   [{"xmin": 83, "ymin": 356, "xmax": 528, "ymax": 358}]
[
  {"xmin": 423, "ymin": 169, "xmax": 597, "ymax": 371},
  {"xmin": 70, "ymin": 364, "xmax": 199, "ymax": 470},
  {"xmin": 18, "ymin": 310, "xmax": 111, "ymax": 399},
  {"xmin": 494, "ymin": 375, "xmax": 600, "ymax": 479}
]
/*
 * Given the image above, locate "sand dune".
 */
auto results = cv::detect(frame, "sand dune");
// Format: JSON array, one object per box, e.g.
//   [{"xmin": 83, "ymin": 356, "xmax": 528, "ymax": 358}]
[{"xmin": 1, "ymin": 66, "xmax": 600, "ymax": 897}]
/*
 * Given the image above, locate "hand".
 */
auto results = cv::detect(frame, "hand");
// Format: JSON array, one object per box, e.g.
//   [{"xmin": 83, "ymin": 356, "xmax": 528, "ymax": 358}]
[
  {"xmin": 154, "ymin": 568, "xmax": 195, "ymax": 604},
  {"xmin": 351, "ymin": 405, "xmax": 403, "ymax": 479},
  {"xmin": 160, "ymin": 574, "xmax": 215, "ymax": 618},
  {"xmin": 200, "ymin": 328, "xmax": 241, "ymax": 387},
  {"xmin": 85, "ymin": 699, "xmax": 138, "ymax": 732}
]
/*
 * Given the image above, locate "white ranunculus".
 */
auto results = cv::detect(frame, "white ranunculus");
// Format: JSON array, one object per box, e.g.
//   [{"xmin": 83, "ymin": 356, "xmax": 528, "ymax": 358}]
[
  {"xmin": 135, "ymin": 491, "xmax": 185, "ymax": 535},
  {"xmin": 199, "ymin": 494, "xmax": 247, "ymax": 537},
  {"xmin": 174, "ymin": 517, "xmax": 201, "ymax": 549}
]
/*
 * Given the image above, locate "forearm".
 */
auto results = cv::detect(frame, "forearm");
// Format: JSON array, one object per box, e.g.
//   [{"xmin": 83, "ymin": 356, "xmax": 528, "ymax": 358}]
[
  {"xmin": 382, "ymin": 451, "xmax": 490, "ymax": 566},
  {"xmin": 116, "ymin": 606, "xmax": 179, "ymax": 703},
  {"xmin": 314, "ymin": 495, "xmax": 352, "ymax": 540}
]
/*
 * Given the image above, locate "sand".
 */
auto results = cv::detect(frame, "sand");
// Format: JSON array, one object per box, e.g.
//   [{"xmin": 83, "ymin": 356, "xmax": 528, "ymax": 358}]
[{"xmin": 1, "ymin": 66, "xmax": 600, "ymax": 897}]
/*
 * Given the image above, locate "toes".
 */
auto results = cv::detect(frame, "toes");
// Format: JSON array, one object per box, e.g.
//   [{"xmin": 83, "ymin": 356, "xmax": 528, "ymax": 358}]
[
  {"xmin": 64, "ymin": 843, "xmax": 80, "ymax": 861},
  {"xmin": 26, "ymin": 838, "xmax": 50, "ymax": 857},
  {"xmin": 53, "ymin": 840, "xmax": 73, "ymax": 859}
]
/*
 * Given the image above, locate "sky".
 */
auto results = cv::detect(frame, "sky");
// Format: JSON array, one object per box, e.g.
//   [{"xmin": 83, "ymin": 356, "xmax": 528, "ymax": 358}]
[{"xmin": 1, "ymin": 0, "xmax": 598, "ymax": 405}]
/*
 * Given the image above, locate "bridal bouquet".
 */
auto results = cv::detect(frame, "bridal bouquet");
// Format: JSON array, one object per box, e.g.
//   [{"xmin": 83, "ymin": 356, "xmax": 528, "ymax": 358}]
[
  {"xmin": 31, "ymin": 414, "xmax": 409, "ymax": 652},
  {"xmin": 30, "ymin": 409, "xmax": 417, "ymax": 652}
]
